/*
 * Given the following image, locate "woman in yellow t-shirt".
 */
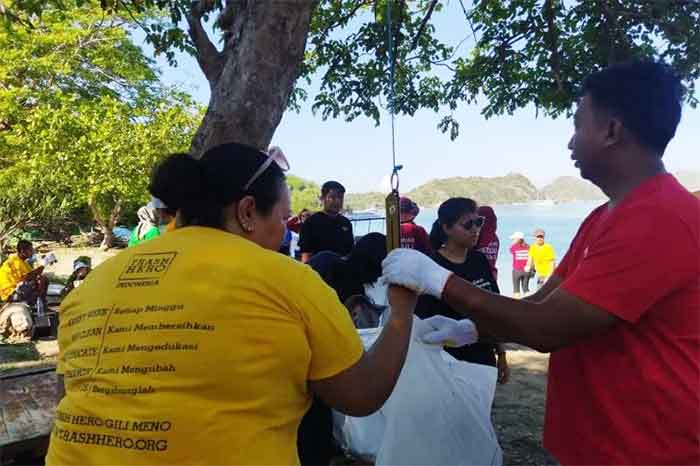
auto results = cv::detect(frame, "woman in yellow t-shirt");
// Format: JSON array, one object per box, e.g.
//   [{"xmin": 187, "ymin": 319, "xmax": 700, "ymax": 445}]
[{"xmin": 47, "ymin": 143, "xmax": 416, "ymax": 466}]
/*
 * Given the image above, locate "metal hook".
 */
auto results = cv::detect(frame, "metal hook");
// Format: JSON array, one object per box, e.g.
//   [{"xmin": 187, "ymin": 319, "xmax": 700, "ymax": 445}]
[{"xmin": 390, "ymin": 164, "xmax": 403, "ymax": 192}]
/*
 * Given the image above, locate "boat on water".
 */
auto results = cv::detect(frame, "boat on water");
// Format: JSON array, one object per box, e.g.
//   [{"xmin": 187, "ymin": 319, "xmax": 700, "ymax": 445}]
[{"xmin": 530, "ymin": 199, "xmax": 557, "ymax": 207}]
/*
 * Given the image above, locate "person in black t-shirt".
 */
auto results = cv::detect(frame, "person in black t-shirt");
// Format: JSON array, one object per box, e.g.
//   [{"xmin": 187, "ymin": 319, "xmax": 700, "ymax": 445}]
[
  {"xmin": 299, "ymin": 180, "xmax": 354, "ymax": 262},
  {"xmin": 415, "ymin": 197, "xmax": 510, "ymax": 384}
]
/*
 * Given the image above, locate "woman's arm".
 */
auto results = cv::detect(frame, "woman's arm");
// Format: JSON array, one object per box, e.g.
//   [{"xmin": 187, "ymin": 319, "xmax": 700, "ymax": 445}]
[{"xmin": 309, "ymin": 286, "xmax": 415, "ymax": 416}]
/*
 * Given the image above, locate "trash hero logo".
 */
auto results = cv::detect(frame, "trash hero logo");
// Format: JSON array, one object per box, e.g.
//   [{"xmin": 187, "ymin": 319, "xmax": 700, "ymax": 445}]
[{"xmin": 117, "ymin": 252, "xmax": 177, "ymax": 288}]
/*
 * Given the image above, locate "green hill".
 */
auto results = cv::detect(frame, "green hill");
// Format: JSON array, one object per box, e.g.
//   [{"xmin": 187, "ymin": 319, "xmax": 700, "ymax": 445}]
[
  {"xmin": 345, "ymin": 192, "xmax": 386, "ymax": 212},
  {"xmin": 406, "ymin": 173, "xmax": 538, "ymax": 207},
  {"xmin": 540, "ymin": 176, "xmax": 605, "ymax": 202},
  {"xmin": 343, "ymin": 170, "xmax": 700, "ymax": 211}
]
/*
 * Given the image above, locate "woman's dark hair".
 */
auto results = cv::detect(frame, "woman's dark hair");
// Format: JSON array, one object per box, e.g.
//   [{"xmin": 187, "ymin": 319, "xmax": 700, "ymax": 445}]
[
  {"xmin": 429, "ymin": 197, "xmax": 477, "ymax": 251},
  {"xmin": 149, "ymin": 143, "xmax": 286, "ymax": 229},
  {"xmin": 347, "ymin": 232, "xmax": 387, "ymax": 285}
]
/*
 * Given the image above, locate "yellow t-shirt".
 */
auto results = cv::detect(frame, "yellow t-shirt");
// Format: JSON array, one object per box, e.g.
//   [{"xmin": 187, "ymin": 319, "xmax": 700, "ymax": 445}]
[
  {"xmin": 0, "ymin": 254, "xmax": 32, "ymax": 301},
  {"xmin": 46, "ymin": 227, "xmax": 363, "ymax": 466},
  {"xmin": 528, "ymin": 243, "xmax": 556, "ymax": 278}
]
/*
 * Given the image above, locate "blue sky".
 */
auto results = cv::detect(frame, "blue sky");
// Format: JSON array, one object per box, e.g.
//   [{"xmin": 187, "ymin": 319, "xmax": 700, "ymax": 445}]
[{"xmin": 141, "ymin": 2, "xmax": 699, "ymax": 193}]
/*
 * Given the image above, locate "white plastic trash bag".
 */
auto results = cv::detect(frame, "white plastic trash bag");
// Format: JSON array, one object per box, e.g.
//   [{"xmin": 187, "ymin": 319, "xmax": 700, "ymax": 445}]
[{"xmin": 334, "ymin": 317, "xmax": 503, "ymax": 466}]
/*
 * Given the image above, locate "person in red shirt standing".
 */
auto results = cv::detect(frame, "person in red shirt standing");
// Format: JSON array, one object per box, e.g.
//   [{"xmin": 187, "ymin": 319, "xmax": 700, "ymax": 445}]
[
  {"xmin": 508, "ymin": 231, "xmax": 530, "ymax": 298},
  {"xmin": 399, "ymin": 196, "xmax": 431, "ymax": 255},
  {"xmin": 475, "ymin": 205, "xmax": 499, "ymax": 280},
  {"xmin": 382, "ymin": 62, "xmax": 700, "ymax": 465},
  {"xmin": 286, "ymin": 208, "xmax": 311, "ymax": 234}
]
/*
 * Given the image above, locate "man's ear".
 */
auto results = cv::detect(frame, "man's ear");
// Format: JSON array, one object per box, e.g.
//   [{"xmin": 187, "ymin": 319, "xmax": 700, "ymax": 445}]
[{"xmin": 604, "ymin": 117, "xmax": 624, "ymax": 148}]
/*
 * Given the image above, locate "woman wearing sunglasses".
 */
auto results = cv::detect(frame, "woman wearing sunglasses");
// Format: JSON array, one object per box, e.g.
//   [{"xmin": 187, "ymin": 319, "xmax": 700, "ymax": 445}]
[
  {"xmin": 416, "ymin": 197, "xmax": 509, "ymax": 385},
  {"xmin": 48, "ymin": 143, "xmax": 417, "ymax": 466}
]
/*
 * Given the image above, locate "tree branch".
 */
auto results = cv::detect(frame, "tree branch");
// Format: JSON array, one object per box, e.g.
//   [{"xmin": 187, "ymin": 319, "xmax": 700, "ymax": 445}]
[
  {"xmin": 320, "ymin": 0, "xmax": 370, "ymax": 38},
  {"xmin": 186, "ymin": 0, "xmax": 225, "ymax": 86},
  {"xmin": 458, "ymin": 0, "xmax": 480, "ymax": 43},
  {"xmin": 543, "ymin": 0, "xmax": 564, "ymax": 91},
  {"xmin": 409, "ymin": 0, "xmax": 439, "ymax": 52}
]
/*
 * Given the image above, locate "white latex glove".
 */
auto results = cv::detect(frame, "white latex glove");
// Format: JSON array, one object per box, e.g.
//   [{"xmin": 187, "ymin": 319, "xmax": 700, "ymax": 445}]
[
  {"xmin": 421, "ymin": 315, "xmax": 479, "ymax": 347},
  {"xmin": 381, "ymin": 249, "xmax": 452, "ymax": 298}
]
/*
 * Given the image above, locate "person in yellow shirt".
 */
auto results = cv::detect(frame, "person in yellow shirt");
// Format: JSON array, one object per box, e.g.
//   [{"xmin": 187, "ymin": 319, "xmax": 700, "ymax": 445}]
[
  {"xmin": 526, "ymin": 228, "xmax": 557, "ymax": 288},
  {"xmin": 47, "ymin": 144, "xmax": 416, "ymax": 466},
  {"xmin": 0, "ymin": 240, "xmax": 47, "ymax": 304}
]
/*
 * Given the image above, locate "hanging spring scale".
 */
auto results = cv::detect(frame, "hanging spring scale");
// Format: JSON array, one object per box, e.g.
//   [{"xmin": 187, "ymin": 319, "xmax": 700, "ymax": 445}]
[{"xmin": 385, "ymin": 165, "xmax": 403, "ymax": 252}]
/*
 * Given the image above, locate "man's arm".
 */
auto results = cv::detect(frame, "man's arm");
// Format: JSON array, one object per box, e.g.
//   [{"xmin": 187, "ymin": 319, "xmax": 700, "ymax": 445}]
[
  {"xmin": 24, "ymin": 266, "xmax": 44, "ymax": 281},
  {"xmin": 523, "ymin": 274, "xmax": 562, "ymax": 303},
  {"xmin": 442, "ymin": 275, "xmax": 618, "ymax": 353}
]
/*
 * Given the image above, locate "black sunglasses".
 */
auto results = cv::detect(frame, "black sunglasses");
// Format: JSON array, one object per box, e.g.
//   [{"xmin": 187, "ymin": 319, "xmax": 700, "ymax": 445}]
[{"xmin": 460, "ymin": 216, "xmax": 485, "ymax": 230}]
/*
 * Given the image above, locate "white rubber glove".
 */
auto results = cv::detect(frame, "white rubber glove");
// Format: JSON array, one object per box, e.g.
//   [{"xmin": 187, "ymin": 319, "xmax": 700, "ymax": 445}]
[
  {"xmin": 381, "ymin": 249, "xmax": 452, "ymax": 298},
  {"xmin": 421, "ymin": 315, "xmax": 479, "ymax": 347}
]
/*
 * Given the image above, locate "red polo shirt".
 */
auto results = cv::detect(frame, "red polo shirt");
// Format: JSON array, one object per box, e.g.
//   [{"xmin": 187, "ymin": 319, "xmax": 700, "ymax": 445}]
[{"xmin": 545, "ymin": 174, "xmax": 700, "ymax": 465}]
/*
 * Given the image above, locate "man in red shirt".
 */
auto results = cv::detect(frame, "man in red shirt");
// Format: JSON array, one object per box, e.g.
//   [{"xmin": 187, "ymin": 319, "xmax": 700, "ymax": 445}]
[
  {"xmin": 399, "ymin": 196, "xmax": 431, "ymax": 255},
  {"xmin": 382, "ymin": 62, "xmax": 699, "ymax": 465}
]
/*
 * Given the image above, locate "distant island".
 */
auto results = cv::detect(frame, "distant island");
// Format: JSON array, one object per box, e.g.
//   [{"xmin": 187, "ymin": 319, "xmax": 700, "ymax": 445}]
[{"xmin": 345, "ymin": 171, "xmax": 700, "ymax": 211}]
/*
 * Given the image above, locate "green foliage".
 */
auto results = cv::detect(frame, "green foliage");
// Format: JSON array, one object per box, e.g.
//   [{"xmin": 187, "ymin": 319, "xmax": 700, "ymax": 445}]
[
  {"xmin": 450, "ymin": 0, "xmax": 700, "ymax": 120},
  {"xmin": 5, "ymin": 0, "xmax": 694, "ymax": 139},
  {"xmin": 0, "ymin": 162, "xmax": 66, "ymax": 249},
  {"xmin": 0, "ymin": 3, "xmax": 202, "ymax": 247},
  {"xmin": 3, "ymin": 1, "xmax": 698, "ymax": 139},
  {"xmin": 287, "ymin": 175, "xmax": 320, "ymax": 214}
]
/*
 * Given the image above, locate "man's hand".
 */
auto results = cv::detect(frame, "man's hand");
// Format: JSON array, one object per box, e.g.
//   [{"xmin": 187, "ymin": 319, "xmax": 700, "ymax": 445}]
[
  {"xmin": 382, "ymin": 249, "xmax": 452, "ymax": 298},
  {"xmin": 420, "ymin": 315, "xmax": 479, "ymax": 347},
  {"xmin": 497, "ymin": 351, "xmax": 510, "ymax": 384},
  {"xmin": 26, "ymin": 266, "xmax": 44, "ymax": 280}
]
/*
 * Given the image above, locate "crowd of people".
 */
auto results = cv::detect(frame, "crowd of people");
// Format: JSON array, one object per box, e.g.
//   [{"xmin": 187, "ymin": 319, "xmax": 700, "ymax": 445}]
[{"xmin": 34, "ymin": 60, "xmax": 698, "ymax": 466}]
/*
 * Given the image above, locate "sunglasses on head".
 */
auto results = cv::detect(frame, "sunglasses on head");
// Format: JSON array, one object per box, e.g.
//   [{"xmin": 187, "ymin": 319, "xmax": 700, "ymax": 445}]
[
  {"xmin": 243, "ymin": 146, "xmax": 290, "ymax": 191},
  {"xmin": 460, "ymin": 216, "xmax": 485, "ymax": 230}
]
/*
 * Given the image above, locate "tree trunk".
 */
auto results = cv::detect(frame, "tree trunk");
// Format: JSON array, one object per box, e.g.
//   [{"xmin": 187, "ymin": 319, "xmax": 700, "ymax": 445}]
[
  {"xmin": 100, "ymin": 228, "xmax": 114, "ymax": 250},
  {"xmin": 89, "ymin": 197, "xmax": 122, "ymax": 250},
  {"xmin": 189, "ymin": 1, "xmax": 318, "ymax": 157}
]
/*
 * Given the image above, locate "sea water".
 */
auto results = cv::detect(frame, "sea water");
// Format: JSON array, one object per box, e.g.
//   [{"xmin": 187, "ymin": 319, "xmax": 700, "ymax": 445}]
[{"xmin": 352, "ymin": 201, "xmax": 601, "ymax": 294}]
